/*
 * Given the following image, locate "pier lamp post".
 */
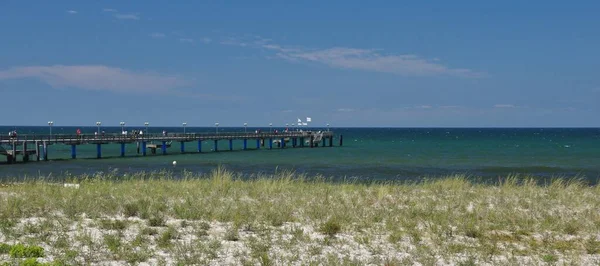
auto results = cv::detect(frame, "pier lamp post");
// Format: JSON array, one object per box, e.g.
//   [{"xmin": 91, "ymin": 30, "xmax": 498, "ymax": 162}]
[
  {"xmin": 96, "ymin": 122, "xmax": 101, "ymax": 135},
  {"xmin": 244, "ymin": 123, "xmax": 247, "ymax": 133},
  {"xmin": 48, "ymin": 121, "xmax": 54, "ymax": 137},
  {"xmin": 144, "ymin": 122, "xmax": 149, "ymax": 134},
  {"xmin": 120, "ymin": 122, "xmax": 125, "ymax": 133},
  {"xmin": 182, "ymin": 122, "xmax": 187, "ymax": 134},
  {"xmin": 292, "ymin": 123, "xmax": 295, "ymax": 131},
  {"xmin": 269, "ymin": 123, "xmax": 272, "ymax": 133},
  {"xmin": 327, "ymin": 123, "xmax": 330, "ymax": 132},
  {"xmin": 215, "ymin": 122, "xmax": 219, "ymax": 135}
]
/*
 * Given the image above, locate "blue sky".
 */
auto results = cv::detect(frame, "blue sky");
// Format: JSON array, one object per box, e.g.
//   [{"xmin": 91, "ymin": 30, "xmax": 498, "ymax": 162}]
[{"xmin": 1, "ymin": 1, "xmax": 599, "ymax": 127}]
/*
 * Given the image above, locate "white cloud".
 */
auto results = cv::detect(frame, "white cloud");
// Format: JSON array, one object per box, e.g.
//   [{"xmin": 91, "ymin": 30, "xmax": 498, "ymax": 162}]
[
  {"xmin": 494, "ymin": 104, "xmax": 515, "ymax": 108},
  {"xmin": 281, "ymin": 110, "xmax": 293, "ymax": 113},
  {"xmin": 114, "ymin": 13, "xmax": 140, "ymax": 20},
  {"xmin": 201, "ymin": 37, "xmax": 212, "ymax": 44},
  {"xmin": 0, "ymin": 65, "xmax": 189, "ymax": 93},
  {"xmin": 102, "ymin": 8, "xmax": 117, "ymax": 12},
  {"xmin": 179, "ymin": 38, "xmax": 194, "ymax": 43},
  {"xmin": 418, "ymin": 105, "xmax": 432, "ymax": 109},
  {"xmin": 221, "ymin": 36, "xmax": 482, "ymax": 78},
  {"xmin": 66, "ymin": 10, "xmax": 77, "ymax": 14},
  {"xmin": 220, "ymin": 38, "xmax": 247, "ymax": 47},
  {"xmin": 150, "ymin": 32, "xmax": 166, "ymax": 38},
  {"xmin": 281, "ymin": 48, "xmax": 481, "ymax": 78},
  {"xmin": 337, "ymin": 108, "xmax": 354, "ymax": 112}
]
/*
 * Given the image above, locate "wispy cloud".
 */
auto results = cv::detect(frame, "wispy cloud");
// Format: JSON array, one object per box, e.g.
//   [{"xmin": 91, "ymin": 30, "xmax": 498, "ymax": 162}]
[
  {"xmin": 114, "ymin": 13, "xmax": 140, "ymax": 20},
  {"xmin": 0, "ymin": 65, "xmax": 190, "ymax": 93},
  {"xmin": 221, "ymin": 36, "xmax": 483, "ymax": 78},
  {"xmin": 66, "ymin": 10, "xmax": 77, "ymax": 14},
  {"xmin": 102, "ymin": 8, "xmax": 117, "ymax": 12},
  {"xmin": 494, "ymin": 104, "xmax": 516, "ymax": 108},
  {"xmin": 440, "ymin": 105, "xmax": 462, "ymax": 109},
  {"xmin": 201, "ymin": 37, "xmax": 212, "ymax": 44},
  {"xmin": 149, "ymin": 32, "xmax": 166, "ymax": 38},
  {"xmin": 179, "ymin": 38, "xmax": 194, "ymax": 43},
  {"xmin": 337, "ymin": 108, "xmax": 354, "ymax": 112},
  {"xmin": 282, "ymin": 48, "xmax": 481, "ymax": 77},
  {"xmin": 220, "ymin": 37, "xmax": 248, "ymax": 47}
]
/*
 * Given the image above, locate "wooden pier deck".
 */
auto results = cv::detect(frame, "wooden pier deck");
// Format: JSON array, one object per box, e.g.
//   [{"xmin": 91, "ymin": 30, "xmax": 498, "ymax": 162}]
[{"xmin": 0, "ymin": 131, "xmax": 341, "ymax": 164}]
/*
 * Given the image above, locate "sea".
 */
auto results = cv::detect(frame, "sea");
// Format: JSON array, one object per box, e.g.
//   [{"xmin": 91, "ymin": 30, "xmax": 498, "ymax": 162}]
[{"xmin": 1, "ymin": 126, "xmax": 599, "ymax": 183}]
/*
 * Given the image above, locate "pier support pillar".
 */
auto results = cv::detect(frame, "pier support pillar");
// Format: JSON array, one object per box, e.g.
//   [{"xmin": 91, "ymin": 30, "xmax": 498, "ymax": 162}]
[
  {"xmin": 329, "ymin": 136, "xmax": 333, "ymax": 147},
  {"xmin": 11, "ymin": 143, "xmax": 16, "ymax": 163},
  {"xmin": 6, "ymin": 155, "xmax": 12, "ymax": 164},
  {"xmin": 269, "ymin": 138, "xmax": 273, "ymax": 150},
  {"xmin": 310, "ymin": 136, "xmax": 314, "ymax": 148},
  {"xmin": 180, "ymin": 142, "xmax": 185, "ymax": 153},
  {"xmin": 281, "ymin": 138, "xmax": 285, "ymax": 148},
  {"xmin": 137, "ymin": 142, "xmax": 140, "ymax": 154},
  {"xmin": 142, "ymin": 141, "xmax": 147, "ymax": 156},
  {"xmin": 198, "ymin": 140, "xmax": 202, "ymax": 153},
  {"xmin": 339, "ymin": 135, "xmax": 343, "ymax": 146},
  {"xmin": 229, "ymin": 139, "xmax": 233, "ymax": 151},
  {"xmin": 243, "ymin": 139, "xmax": 247, "ymax": 150},
  {"xmin": 22, "ymin": 141, "xmax": 29, "ymax": 162},
  {"xmin": 322, "ymin": 138, "xmax": 326, "ymax": 147},
  {"xmin": 162, "ymin": 141, "xmax": 167, "ymax": 155},
  {"xmin": 43, "ymin": 141, "xmax": 48, "ymax": 161},
  {"xmin": 120, "ymin": 143, "xmax": 126, "ymax": 157},
  {"xmin": 71, "ymin": 144, "xmax": 77, "ymax": 159},
  {"xmin": 214, "ymin": 140, "xmax": 218, "ymax": 152},
  {"xmin": 96, "ymin": 144, "xmax": 102, "ymax": 159},
  {"xmin": 256, "ymin": 139, "xmax": 260, "ymax": 149},
  {"xmin": 35, "ymin": 141, "xmax": 40, "ymax": 161},
  {"xmin": 300, "ymin": 137, "xmax": 305, "ymax": 147}
]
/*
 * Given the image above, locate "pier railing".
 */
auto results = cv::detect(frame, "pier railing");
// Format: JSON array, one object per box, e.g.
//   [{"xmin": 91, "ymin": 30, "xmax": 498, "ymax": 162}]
[{"xmin": 0, "ymin": 131, "xmax": 334, "ymax": 145}]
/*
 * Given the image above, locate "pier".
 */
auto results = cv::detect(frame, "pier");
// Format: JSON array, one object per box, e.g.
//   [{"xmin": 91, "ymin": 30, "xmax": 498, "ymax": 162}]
[{"xmin": 0, "ymin": 131, "xmax": 341, "ymax": 164}]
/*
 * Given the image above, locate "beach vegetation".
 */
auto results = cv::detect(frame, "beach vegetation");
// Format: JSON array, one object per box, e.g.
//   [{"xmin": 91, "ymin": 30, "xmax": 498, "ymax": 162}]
[{"xmin": 0, "ymin": 168, "xmax": 598, "ymax": 264}]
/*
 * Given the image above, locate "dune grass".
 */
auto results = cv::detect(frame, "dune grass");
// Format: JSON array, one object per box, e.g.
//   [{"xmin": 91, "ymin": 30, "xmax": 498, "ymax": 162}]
[{"xmin": 0, "ymin": 168, "xmax": 599, "ymax": 265}]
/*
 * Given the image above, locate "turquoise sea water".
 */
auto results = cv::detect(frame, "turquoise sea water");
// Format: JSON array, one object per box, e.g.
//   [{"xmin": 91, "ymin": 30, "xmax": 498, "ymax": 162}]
[{"xmin": 1, "ymin": 126, "xmax": 599, "ymax": 183}]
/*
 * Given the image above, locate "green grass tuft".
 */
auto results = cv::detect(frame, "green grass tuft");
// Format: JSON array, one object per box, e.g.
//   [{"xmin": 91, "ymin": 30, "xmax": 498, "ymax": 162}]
[
  {"xmin": 9, "ymin": 244, "xmax": 45, "ymax": 258},
  {"xmin": 0, "ymin": 243, "xmax": 11, "ymax": 254},
  {"xmin": 148, "ymin": 216, "xmax": 166, "ymax": 227},
  {"xmin": 99, "ymin": 219, "xmax": 128, "ymax": 231},
  {"xmin": 320, "ymin": 218, "xmax": 342, "ymax": 237}
]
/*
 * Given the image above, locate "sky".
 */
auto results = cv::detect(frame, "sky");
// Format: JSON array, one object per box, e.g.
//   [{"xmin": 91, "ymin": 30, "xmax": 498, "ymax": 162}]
[{"xmin": 0, "ymin": 1, "xmax": 599, "ymax": 127}]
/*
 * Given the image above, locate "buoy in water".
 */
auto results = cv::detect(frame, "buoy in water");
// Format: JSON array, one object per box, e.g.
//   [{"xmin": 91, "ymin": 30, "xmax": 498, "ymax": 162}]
[{"xmin": 172, "ymin": 161, "xmax": 177, "ymax": 166}]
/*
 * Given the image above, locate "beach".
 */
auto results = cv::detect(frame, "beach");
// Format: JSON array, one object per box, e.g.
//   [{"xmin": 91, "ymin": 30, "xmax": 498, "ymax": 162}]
[{"xmin": 1, "ymin": 169, "xmax": 599, "ymax": 265}]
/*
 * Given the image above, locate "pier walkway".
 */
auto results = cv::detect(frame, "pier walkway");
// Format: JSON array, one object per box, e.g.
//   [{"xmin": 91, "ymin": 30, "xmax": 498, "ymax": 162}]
[{"xmin": 0, "ymin": 131, "xmax": 341, "ymax": 164}]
